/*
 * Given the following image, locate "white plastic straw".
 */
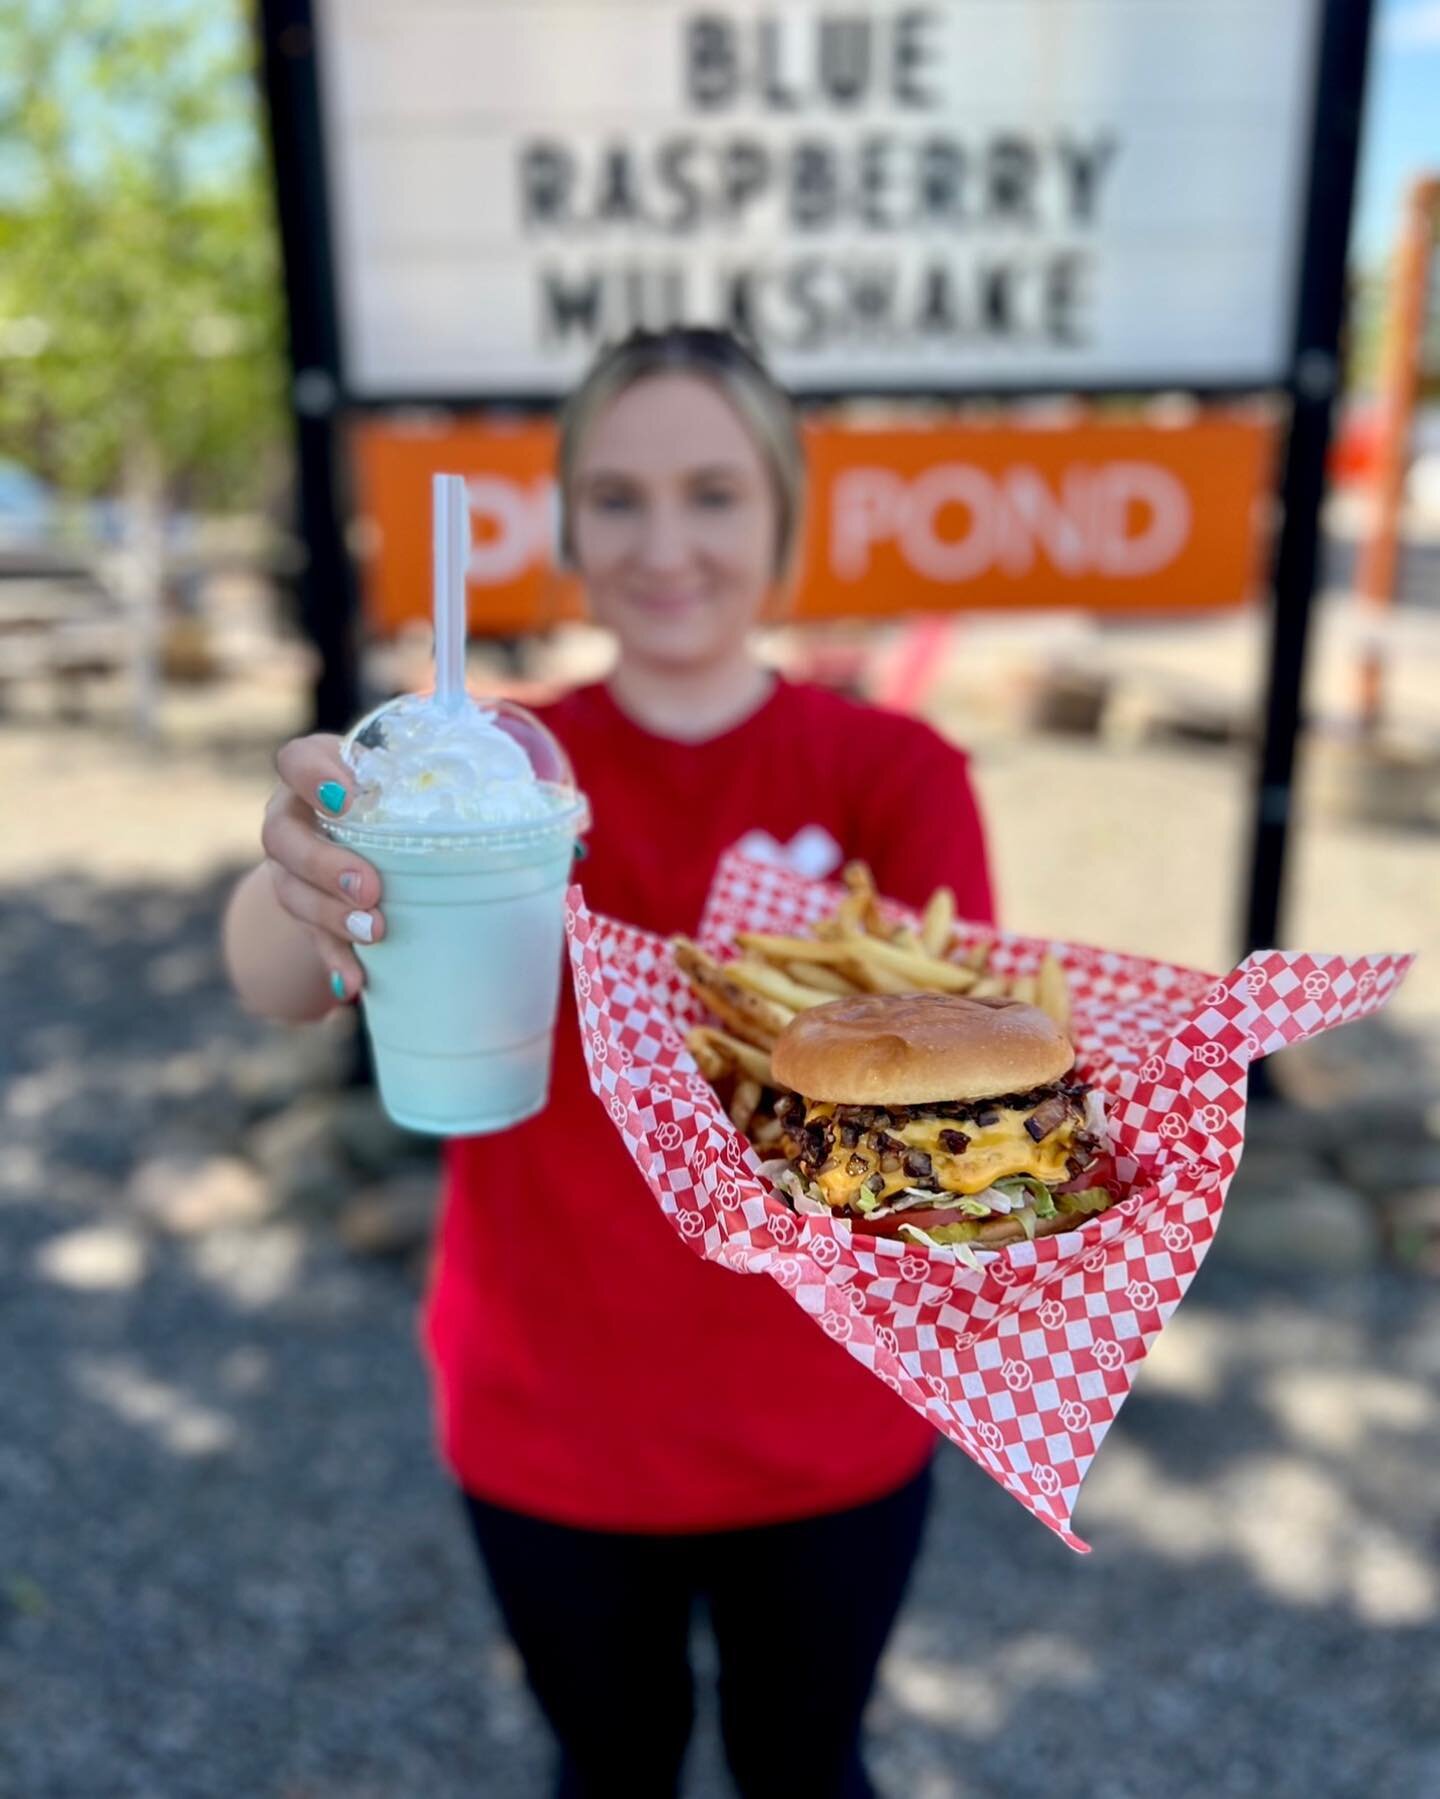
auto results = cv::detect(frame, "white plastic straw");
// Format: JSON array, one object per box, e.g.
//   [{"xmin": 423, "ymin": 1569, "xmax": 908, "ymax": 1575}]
[{"xmin": 432, "ymin": 472, "xmax": 469, "ymax": 710}]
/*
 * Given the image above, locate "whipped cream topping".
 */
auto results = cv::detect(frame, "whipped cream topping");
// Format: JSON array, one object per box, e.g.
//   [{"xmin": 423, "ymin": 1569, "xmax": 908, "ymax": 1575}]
[{"xmin": 343, "ymin": 694, "xmax": 560, "ymax": 828}]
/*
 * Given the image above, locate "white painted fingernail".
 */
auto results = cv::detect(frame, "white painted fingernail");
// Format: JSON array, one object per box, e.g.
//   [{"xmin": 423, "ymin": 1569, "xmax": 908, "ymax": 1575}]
[{"xmin": 346, "ymin": 910, "xmax": 375, "ymax": 944}]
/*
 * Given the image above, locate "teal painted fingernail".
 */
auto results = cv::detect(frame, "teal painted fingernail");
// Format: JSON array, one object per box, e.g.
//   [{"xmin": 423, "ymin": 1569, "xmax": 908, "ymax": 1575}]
[
  {"xmin": 573, "ymin": 840, "xmax": 589, "ymax": 861},
  {"xmin": 318, "ymin": 781, "xmax": 347, "ymax": 815},
  {"xmin": 329, "ymin": 971, "xmax": 347, "ymax": 1001}
]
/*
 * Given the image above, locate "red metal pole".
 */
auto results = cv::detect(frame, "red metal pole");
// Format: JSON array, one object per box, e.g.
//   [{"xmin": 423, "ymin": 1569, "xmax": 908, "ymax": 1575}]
[{"xmin": 1355, "ymin": 173, "xmax": 1439, "ymax": 735}]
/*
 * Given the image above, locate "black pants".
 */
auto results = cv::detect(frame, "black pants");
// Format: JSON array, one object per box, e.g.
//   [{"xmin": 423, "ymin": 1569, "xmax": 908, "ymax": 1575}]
[{"xmin": 462, "ymin": 1459, "xmax": 933, "ymax": 1799}]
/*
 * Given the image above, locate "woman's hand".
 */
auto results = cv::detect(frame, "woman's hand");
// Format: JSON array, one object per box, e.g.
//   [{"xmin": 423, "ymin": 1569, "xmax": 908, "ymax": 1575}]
[{"xmin": 258, "ymin": 733, "xmax": 386, "ymax": 1001}]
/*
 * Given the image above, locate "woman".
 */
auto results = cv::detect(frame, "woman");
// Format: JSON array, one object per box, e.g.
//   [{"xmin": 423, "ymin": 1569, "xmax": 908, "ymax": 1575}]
[{"xmin": 224, "ymin": 328, "xmax": 995, "ymax": 1798}]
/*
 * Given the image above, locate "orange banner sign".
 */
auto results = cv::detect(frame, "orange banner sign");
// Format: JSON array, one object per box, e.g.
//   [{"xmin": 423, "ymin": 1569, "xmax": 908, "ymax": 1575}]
[{"xmin": 349, "ymin": 411, "xmax": 1276, "ymax": 636}]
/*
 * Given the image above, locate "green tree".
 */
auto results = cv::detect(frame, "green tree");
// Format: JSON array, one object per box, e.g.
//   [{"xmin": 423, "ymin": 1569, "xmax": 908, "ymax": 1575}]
[
  {"xmin": 0, "ymin": 0, "xmax": 287, "ymax": 505},
  {"xmin": 0, "ymin": 0, "xmax": 288, "ymax": 722}
]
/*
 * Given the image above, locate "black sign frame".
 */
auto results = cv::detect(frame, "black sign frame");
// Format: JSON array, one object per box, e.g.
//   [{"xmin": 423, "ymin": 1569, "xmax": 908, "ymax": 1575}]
[{"xmin": 256, "ymin": 0, "xmax": 1377, "ymax": 963}]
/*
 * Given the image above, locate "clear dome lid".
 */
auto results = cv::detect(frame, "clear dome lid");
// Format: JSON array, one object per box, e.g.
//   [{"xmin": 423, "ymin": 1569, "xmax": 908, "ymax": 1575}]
[{"xmin": 324, "ymin": 691, "xmax": 589, "ymax": 847}]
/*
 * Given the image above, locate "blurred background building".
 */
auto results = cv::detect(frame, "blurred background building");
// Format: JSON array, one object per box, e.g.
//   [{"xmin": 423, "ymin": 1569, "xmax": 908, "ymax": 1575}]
[{"xmin": 1, "ymin": 3, "xmax": 1437, "ymax": 1794}]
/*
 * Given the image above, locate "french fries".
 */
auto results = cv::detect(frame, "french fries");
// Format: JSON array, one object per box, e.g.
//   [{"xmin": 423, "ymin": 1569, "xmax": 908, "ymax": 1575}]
[
  {"xmin": 920, "ymin": 885, "xmax": 955, "ymax": 957},
  {"xmin": 969, "ymin": 975, "xmax": 1010, "ymax": 1000},
  {"xmin": 672, "ymin": 937, "xmax": 792, "ymax": 1050},
  {"xmin": 1038, "ymin": 952, "xmax": 1072, "ymax": 1031},
  {"xmin": 673, "ymin": 872, "xmax": 1075, "ymax": 1140},
  {"xmin": 841, "ymin": 860, "xmax": 875, "ymax": 901},
  {"xmin": 735, "ymin": 930, "xmax": 978, "ymax": 995},
  {"xmin": 684, "ymin": 1028, "xmax": 730, "ymax": 1082},
  {"xmin": 750, "ymin": 1111, "xmax": 785, "ymax": 1150},
  {"xmin": 841, "ymin": 860, "xmax": 887, "ymax": 936},
  {"xmin": 685, "ymin": 1025, "xmax": 774, "ymax": 1087},
  {"xmin": 833, "ymin": 890, "xmax": 868, "ymax": 937},
  {"xmin": 849, "ymin": 955, "xmax": 920, "ymax": 996},
  {"xmin": 783, "ymin": 960, "xmax": 857, "ymax": 996},
  {"xmin": 727, "ymin": 958, "xmax": 834, "ymax": 1013},
  {"xmin": 727, "ymin": 1076, "xmax": 763, "ymax": 1134}
]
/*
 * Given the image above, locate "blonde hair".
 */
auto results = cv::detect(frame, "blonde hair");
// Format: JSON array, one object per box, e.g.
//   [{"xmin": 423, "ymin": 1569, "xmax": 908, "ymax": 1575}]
[{"xmin": 556, "ymin": 327, "xmax": 805, "ymax": 581}]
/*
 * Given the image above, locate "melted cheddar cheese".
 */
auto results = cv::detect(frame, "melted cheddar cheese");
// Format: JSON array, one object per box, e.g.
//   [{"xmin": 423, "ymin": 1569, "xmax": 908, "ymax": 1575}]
[{"xmin": 805, "ymin": 1102, "xmax": 1077, "ymax": 1208}]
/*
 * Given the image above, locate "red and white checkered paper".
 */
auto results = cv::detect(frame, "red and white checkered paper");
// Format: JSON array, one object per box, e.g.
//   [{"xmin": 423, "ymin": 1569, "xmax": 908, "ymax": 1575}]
[{"xmin": 565, "ymin": 848, "xmax": 1412, "ymax": 1553}]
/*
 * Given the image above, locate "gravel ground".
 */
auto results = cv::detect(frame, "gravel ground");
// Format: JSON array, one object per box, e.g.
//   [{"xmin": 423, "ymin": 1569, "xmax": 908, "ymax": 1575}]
[
  {"xmin": 2, "ymin": 865, "xmax": 1437, "ymax": 1797},
  {"xmin": 3, "ymin": 617, "xmax": 1438, "ymax": 1796}
]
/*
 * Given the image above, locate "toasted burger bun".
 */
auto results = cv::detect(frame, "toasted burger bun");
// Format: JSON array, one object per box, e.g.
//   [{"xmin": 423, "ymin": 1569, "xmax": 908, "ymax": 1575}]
[{"xmin": 772, "ymin": 992, "xmax": 1073, "ymax": 1105}]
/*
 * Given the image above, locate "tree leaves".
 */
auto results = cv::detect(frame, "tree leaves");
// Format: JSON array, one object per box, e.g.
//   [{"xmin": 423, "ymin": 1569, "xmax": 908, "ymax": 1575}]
[{"xmin": 0, "ymin": 0, "xmax": 287, "ymax": 509}]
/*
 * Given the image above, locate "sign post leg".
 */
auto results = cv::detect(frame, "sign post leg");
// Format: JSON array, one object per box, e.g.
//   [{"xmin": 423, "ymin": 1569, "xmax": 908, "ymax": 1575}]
[
  {"xmin": 255, "ymin": 0, "xmax": 361, "ymax": 733},
  {"xmin": 1243, "ymin": 0, "xmax": 1376, "ymax": 966}
]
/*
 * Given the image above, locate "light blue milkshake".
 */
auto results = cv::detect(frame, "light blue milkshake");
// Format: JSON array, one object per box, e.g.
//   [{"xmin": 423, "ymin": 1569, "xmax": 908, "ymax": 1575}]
[{"xmin": 324, "ymin": 693, "xmax": 589, "ymax": 1137}]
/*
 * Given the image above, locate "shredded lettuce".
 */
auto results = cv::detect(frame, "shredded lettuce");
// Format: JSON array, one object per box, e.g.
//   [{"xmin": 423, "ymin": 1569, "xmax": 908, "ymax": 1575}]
[
  {"xmin": 1058, "ymin": 1186, "xmax": 1115, "ymax": 1216},
  {"xmin": 993, "ymin": 1174, "xmax": 1057, "ymax": 1218},
  {"xmin": 761, "ymin": 1161, "xmax": 830, "ymax": 1215},
  {"xmin": 897, "ymin": 1223, "xmax": 985, "ymax": 1271},
  {"xmin": 966, "ymin": 1184, "xmax": 1014, "ymax": 1214},
  {"xmin": 851, "ymin": 1188, "xmax": 994, "ymax": 1222},
  {"xmin": 907, "ymin": 1220, "xmax": 980, "ymax": 1243},
  {"xmin": 898, "ymin": 1187, "xmax": 992, "ymax": 1216}
]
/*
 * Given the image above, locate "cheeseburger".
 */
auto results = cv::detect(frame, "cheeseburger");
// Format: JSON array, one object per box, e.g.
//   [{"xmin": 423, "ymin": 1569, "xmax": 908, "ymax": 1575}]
[{"xmin": 768, "ymin": 992, "xmax": 1114, "ymax": 1253}]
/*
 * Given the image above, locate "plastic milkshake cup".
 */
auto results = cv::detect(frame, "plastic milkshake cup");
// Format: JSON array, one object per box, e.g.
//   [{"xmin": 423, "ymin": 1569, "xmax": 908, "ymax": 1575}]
[
  {"xmin": 323, "ymin": 691, "xmax": 590, "ymax": 1136},
  {"xmin": 317, "ymin": 472, "xmax": 589, "ymax": 1136}
]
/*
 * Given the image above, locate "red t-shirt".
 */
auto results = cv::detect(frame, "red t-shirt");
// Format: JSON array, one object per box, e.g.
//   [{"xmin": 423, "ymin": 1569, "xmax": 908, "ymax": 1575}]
[{"xmin": 422, "ymin": 675, "xmax": 996, "ymax": 1532}]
